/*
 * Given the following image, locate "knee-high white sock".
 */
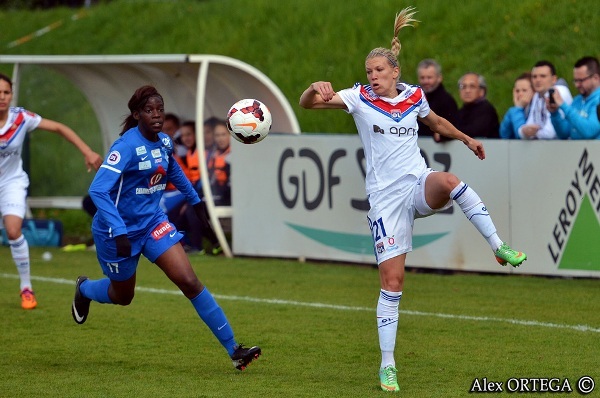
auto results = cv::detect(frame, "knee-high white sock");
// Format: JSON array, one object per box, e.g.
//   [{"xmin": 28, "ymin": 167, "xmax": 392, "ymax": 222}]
[
  {"xmin": 10, "ymin": 235, "xmax": 31, "ymax": 291},
  {"xmin": 377, "ymin": 289, "xmax": 402, "ymax": 368},
  {"xmin": 451, "ymin": 182, "xmax": 502, "ymax": 251}
]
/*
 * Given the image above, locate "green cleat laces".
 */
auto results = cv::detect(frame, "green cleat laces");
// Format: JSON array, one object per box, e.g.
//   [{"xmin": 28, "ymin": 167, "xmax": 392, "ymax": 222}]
[{"xmin": 379, "ymin": 365, "xmax": 400, "ymax": 392}]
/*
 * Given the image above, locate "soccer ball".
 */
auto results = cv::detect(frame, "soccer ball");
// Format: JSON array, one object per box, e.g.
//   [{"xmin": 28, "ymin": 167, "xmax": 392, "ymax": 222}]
[{"xmin": 226, "ymin": 99, "xmax": 272, "ymax": 144}]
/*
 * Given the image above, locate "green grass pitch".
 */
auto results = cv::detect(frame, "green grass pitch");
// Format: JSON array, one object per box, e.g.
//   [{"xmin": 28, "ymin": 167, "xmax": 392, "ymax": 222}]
[{"xmin": 0, "ymin": 246, "xmax": 598, "ymax": 397}]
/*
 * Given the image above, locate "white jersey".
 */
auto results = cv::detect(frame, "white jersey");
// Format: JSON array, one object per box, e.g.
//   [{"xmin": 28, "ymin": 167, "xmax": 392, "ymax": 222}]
[
  {"xmin": 0, "ymin": 107, "xmax": 42, "ymax": 188},
  {"xmin": 338, "ymin": 82, "xmax": 430, "ymax": 194}
]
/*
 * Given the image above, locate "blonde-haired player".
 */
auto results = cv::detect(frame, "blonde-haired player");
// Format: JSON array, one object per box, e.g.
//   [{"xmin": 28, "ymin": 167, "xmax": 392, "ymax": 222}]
[{"xmin": 300, "ymin": 7, "xmax": 526, "ymax": 392}]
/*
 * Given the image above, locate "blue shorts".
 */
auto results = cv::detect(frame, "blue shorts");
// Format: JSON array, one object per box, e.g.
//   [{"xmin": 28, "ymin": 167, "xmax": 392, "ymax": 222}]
[{"xmin": 93, "ymin": 220, "xmax": 183, "ymax": 282}]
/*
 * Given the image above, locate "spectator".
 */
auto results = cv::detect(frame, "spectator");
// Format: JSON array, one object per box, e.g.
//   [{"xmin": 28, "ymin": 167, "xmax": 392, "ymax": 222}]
[
  {"xmin": 171, "ymin": 121, "xmax": 221, "ymax": 255},
  {"xmin": 207, "ymin": 119, "xmax": 231, "ymax": 206},
  {"xmin": 160, "ymin": 113, "xmax": 187, "ymax": 213},
  {"xmin": 203, "ymin": 116, "xmax": 219, "ymax": 162},
  {"xmin": 519, "ymin": 60, "xmax": 573, "ymax": 139},
  {"xmin": 416, "ymin": 59, "xmax": 459, "ymax": 142},
  {"xmin": 549, "ymin": 56, "xmax": 600, "ymax": 140},
  {"xmin": 163, "ymin": 112, "xmax": 187, "ymax": 157},
  {"xmin": 499, "ymin": 72, "xmax": 534, "ymax": 139},
  {"xmin": 456, "ymin": 72, "xmax": 500, "ymax": 138}
]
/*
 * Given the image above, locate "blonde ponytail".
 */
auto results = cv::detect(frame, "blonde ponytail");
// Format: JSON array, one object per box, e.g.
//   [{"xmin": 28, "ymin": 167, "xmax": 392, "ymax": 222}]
[{"xmin": 367, "ymin": 6, "xmax": 419, "ymax": 68}]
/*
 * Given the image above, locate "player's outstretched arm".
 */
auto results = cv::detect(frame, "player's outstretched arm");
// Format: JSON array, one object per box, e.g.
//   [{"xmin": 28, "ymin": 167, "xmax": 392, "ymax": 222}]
[
  {"xmin": 299, "ymin": 81, "xmax": 346, "ymax": 109},
  {"xmin": 37, "ymin": 118, "xmax": 103, "ymax": 171},
  {"xmin": 420, "ymin": 110, "xmax": 485, "ymax": 160}
]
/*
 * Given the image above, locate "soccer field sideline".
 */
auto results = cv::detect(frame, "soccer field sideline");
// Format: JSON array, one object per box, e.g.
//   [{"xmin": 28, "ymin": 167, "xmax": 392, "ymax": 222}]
[{"xmin": 2, "ymin": 272, "xmax": 598, "ymax": 335}]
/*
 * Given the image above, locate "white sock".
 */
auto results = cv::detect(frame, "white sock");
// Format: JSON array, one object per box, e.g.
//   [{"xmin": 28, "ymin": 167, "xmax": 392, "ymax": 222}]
[
  {"xmin": 377, "ymin": 289, "xmax": 402, "ymax": 368},
  {"xmin": 451, "ymin": 182, "xmax": 503, "ymax": 251},
  {"xmin": 10, "ymin": 235, "xmax": 31, "ymax": 291}
]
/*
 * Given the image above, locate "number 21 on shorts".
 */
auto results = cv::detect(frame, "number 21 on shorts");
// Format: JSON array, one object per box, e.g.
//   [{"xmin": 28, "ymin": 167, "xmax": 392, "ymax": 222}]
[{"xmin": 368, "ymin": 216, "xmax": 388, "ymax": 242}]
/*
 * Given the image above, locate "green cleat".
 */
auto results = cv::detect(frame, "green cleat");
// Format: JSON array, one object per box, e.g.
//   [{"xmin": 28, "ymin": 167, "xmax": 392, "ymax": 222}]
[
  {"xmin": 495, "ymin": 243, "xmax": 527, "ymax": 267},
  {"xmin": 379, "ymin": 365, "xmax": 400, "ymax": 392}
]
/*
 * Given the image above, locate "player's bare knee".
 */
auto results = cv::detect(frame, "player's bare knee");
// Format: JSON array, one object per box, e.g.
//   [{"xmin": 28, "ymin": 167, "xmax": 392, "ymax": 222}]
[
  {"xmin": 111, "ymin": 291, "xmax": 135, "ymax": 306},
  {"xmin": 445, "ymin": 173, "xmax": 461, "ymax": 191},
  {"xmin": 177, "ymin": 275, "xmax": 202, "ymax": 298}
]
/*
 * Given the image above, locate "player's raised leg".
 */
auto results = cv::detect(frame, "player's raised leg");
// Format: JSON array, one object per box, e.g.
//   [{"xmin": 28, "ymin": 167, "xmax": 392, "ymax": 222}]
[{"xmin": 424, "ymin": 172, "xmax": 527, "ymax": 267}]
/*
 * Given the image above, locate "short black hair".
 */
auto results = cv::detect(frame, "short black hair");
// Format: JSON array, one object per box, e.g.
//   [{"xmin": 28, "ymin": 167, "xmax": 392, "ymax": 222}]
[
  {"xmin": 574, "ymin": 56, "xmax": 600, "ymax": 75},
  {"xmin": 533, "ymin": 60, "xmax": 556, "ymax": 76}
]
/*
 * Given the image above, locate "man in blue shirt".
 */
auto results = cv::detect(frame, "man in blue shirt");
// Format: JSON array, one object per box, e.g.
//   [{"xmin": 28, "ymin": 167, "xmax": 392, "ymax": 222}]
[{"xmin": 549, "ymin": 56, "xmax": 600, "ymax": 139}]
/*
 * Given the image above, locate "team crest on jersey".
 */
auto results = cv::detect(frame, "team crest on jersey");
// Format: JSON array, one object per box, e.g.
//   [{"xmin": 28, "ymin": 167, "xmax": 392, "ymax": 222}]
[
  {"xmin": 107, "ymin": 150, "xmax": 121, "ymax": 165},
  {"xmin": 161, "ymin": 137, "xmax": 172, "ymax": 148},
  {"xmin": 391, "ymin": 109, "xmax": 403, "ymax": 120}
]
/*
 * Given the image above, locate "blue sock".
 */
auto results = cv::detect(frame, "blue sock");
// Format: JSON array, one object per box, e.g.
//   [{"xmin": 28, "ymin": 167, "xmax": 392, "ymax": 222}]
[
  {"xmin": 80, "ymin": 278, "xmax": 113, "ymax": 304},
  {"xmin": 190, "ymin": 288, "xmax": 237, "ymax": 356}
]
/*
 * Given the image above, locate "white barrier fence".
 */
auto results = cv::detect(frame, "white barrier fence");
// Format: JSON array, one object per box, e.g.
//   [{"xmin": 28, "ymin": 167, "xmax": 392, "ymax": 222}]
[{"xmin": 231, "ymin": 135, "xmax": 600, "ymax": 278}]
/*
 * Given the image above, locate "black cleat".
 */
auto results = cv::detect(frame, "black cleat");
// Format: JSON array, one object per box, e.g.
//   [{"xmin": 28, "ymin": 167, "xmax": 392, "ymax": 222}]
[
  {"xmin": 230, "ymin": 344, "xmax": 261, "ymax": 370},
  {"xmin": 71, "ymin": 276, "xmax": 91, "ymax": 324}
]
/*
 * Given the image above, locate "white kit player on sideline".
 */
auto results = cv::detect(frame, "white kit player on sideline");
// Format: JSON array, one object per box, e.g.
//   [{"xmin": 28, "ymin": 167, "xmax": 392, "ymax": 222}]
[
  {"xmin": 299, "ymin": 6, "xmax": 527, "ymax": 393},
  {"xmin": 0, "ymin": 73, "xmax": 102, "ymax": 309}
]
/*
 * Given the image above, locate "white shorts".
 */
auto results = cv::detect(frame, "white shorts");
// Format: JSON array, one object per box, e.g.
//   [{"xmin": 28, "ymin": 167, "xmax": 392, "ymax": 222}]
[
  {"xmin": 0, "ymin": 180, "xmax": 28, "ymax": 222},
  {"xmin": 367, "ymin": 169, "xmax": 452, "ymax": 265}
]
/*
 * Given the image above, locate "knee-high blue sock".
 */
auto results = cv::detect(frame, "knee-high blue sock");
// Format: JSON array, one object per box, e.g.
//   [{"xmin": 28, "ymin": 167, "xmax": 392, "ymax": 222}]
[
  {"xmin": 80, "ymin": 278, "xmax": 113, "ymax": 304},
  {"xmin": 190, "ymin": 288, "xmax": 237, "ymax": 356}
]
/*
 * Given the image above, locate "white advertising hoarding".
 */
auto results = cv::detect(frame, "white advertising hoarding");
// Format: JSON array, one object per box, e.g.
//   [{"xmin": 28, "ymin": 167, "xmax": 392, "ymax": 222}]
[{"xmin": 232, "ymin": 135, "xmax": 600, "ymax": 278}]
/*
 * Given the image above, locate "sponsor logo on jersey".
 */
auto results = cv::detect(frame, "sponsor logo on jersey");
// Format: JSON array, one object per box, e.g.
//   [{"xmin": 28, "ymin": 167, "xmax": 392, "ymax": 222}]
[
  {"xmin": 372, "ymin": 124, "xmax": 417, "ymax": 137},
  {"xmin": 162, "ymin": 137, "xmax": 172, "ymax": 148},
  {"xmin": 135, "ymin": 165, "xmax": 168, "ymax": 195},
  {"xmin": 0, "ymin": 149, "xmax": 19, "ymax": 158},
  {"xmin": 149, "ymin": 165, "xmax": 167, "ymax": 186},
  {"xmin": 135, "ymin": 146, "xmax": 147, "ymax": 156},
  {"xmin": 151, "ymin": 221, "xmax": 173, "ymax": 240},
  {"xmin": 138, "ymin": 160, "xmax": 151, "ymax": 170},
  {"xmin": 107, "ymin": 150, "xmax": 121, "ymax": 165},
  {"xmin": 135, "ymin": 184, "xmax": 166, "ymax": 195},
  {"xmin": 151, "ymin": 148, "xmax": 162, "ymax": 158}
]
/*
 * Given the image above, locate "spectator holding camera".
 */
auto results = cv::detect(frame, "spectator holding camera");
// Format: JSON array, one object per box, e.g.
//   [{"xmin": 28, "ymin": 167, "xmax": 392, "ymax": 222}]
[
  {"xmin": 549, "ymin": 56, "xmax": 600, "ymax": 140},
  {"xmin": 519, "ymin": 60, "xmax": 573, "ymax": 139}
]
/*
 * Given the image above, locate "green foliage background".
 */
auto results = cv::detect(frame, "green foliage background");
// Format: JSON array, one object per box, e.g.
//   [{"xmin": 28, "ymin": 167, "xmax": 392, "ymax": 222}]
[{"xmin": 0, "ymin": 0, "xmax": 597, "ymax": 204}]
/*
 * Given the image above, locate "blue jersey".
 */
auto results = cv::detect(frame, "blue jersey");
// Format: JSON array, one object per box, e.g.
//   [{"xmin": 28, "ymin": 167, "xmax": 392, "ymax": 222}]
[{"xmin": 89, "ymin": 127, "xmax": 200, "ymax": 238}]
